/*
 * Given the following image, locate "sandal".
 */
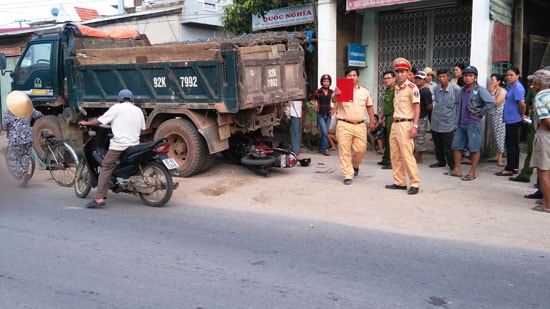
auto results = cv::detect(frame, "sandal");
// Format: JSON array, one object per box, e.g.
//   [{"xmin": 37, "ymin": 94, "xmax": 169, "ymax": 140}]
[
  {"xmin": 443, "ymin": 171, "xmax": 462, "ymax": 177},
  {"xmin": 323, "ymin": 150, "xmax": 330, "ymax": 156},
  {"xmin": 461, "ymin": 174, "xmax": 476, "ymax": 181},
  {"xmin": 18, "ymin": 172, "xmax": 30, "ymax": 188},
  {"xmin": 532, "ymin": 205, "xmax": 550, "ymax": 213}
]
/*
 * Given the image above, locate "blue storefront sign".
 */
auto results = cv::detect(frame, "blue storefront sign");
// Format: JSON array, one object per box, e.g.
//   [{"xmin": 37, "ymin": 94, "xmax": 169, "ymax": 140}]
[{"xmin": 348, "ymin": 44, "xmax": 366, "ymax": 67}]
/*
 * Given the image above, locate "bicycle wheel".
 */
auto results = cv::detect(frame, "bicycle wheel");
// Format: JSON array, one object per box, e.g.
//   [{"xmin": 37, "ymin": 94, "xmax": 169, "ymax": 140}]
[
  {"xmin": 74, "ymin": 160, "xmax": 92, "ymax": 198},
  {"xmin": 46, "ymin": 142, "xmax": 79, "ymax": 187},
  {"xmin": 28, "ymin": 149, "xmax": 36, "ymax": 180}
]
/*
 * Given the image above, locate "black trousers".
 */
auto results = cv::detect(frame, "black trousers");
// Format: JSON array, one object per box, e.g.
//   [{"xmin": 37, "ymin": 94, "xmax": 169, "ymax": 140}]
[
  {"xmin": 504, "ymin": 121, "xmax": 523, "ymax": 171},
  {"xmin": 432, "ymin": 130, "xmax": 455, "ymax": 170}
]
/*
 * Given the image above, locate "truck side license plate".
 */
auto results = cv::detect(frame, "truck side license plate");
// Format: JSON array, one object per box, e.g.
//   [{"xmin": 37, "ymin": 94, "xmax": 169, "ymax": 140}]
[{"xmin": 162, "ymin": 158, "xmax": 179, "ymax": 169}]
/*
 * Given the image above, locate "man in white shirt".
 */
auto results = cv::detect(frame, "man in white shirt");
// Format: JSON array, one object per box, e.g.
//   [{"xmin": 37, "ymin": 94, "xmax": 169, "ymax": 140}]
[
  {"xmin": 284, "ymin": 100, "xmax": 303, "ymax": 154},
  {"xmin": 79, "ymin": 89, "xmax": 146, "ymax": 208}
]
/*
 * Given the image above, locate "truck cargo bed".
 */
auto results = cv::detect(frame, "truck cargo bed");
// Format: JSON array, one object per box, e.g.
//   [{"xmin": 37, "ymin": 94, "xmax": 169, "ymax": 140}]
[{"xmin": 72, "ymin": 42, "xmax": 305, "ymax": 111}]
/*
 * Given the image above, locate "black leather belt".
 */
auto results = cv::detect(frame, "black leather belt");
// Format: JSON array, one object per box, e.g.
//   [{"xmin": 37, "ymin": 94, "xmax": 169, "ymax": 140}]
[
  {"xmin": 394, "ymin": 118, "xmax": 413, "ymax": 123},
  {"xmin": 338, "ymin": 118, "xmax": 364, "ymax": 125}
]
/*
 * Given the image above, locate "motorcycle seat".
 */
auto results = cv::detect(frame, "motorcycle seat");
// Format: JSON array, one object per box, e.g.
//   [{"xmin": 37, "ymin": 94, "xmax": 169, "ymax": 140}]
[{"xmin": 119, "ymin": 139, "xmax": 167, "ymax": 163}]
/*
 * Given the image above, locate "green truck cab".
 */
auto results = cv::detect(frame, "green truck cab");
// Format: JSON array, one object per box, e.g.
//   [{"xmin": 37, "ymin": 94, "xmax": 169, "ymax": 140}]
[{"xmin": 0, "ymin": 24, "xmax": 306, "ymax": 176}]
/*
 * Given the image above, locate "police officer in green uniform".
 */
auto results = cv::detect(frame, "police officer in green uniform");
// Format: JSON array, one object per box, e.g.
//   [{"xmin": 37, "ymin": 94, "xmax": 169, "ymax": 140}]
[{"xmin": 379, "ymin": 70, "xmax": 396, "ymax": 169}]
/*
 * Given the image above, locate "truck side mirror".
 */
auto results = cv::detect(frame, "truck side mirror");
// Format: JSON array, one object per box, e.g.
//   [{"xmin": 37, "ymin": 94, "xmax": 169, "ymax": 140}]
[
  {"xmin": 0, "ymin": 53, "xmax": 13, "ymax": 76},
  {"xmin": 0, "ymin": 53, "xmax": 6, "ymax": 72}
]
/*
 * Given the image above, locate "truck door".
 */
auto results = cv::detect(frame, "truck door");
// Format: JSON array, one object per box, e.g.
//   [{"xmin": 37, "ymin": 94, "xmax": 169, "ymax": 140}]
[{"xmin": 13, "ymin": 41, "xmax": 56, "ymax": 103}]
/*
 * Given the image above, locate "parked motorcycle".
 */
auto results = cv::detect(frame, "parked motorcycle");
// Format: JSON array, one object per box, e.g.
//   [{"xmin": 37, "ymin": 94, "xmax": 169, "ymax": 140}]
[{"xmin": 74, "ymin": 125, "xmax": 179, "ymax": 207}]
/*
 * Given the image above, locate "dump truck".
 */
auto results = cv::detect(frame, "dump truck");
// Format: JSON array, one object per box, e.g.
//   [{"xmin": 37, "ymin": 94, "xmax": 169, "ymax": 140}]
[{"xmin": 0, "ymin": 23, "xmax": 306, "ymax": 177}]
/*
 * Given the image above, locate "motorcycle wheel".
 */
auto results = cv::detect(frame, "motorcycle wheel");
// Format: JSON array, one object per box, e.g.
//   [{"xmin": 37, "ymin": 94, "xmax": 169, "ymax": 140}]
[
  {"xmin": 240, "ymin": 155, "xmax": 276, "ymax": 166},
  {"xmin": 74, "ymin": 161, "xmax": 92, "ymax": 198},
  {"xmin": 138, "ymin": 161, "xmax": 174, "ymax": 207}
]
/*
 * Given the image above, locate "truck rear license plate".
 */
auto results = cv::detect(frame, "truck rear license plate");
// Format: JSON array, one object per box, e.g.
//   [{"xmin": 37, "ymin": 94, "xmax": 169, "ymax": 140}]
[
  {"xmin": 162, "ymin": 158, "xmax": 179, "ymax": 169},
  {"xmin": 280, "ymin": 155, "xmax": 286, "ymax": 168}
]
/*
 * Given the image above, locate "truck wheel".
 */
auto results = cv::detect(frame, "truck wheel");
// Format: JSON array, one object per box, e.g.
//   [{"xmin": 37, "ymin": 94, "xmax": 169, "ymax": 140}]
[
  {"xmin": 32, "ymin": 115, "xmax": 62, "ymax": 156},
  {"xmin": 199, "ymin": 153, "xmax": 217, "ymax": 174},
  {"xmin": 154, "ymin": 119, "xmax": 207, "ymax": 177}
]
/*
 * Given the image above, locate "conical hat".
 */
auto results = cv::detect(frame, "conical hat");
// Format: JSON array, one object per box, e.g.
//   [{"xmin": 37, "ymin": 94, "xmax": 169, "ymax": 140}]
[{"xmin": 6, "ymin": 91, "xmax": 33, "ymax": 118}]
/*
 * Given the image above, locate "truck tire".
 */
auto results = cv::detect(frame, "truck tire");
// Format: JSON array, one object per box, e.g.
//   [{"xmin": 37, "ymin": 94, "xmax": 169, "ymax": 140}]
[
  {"xmin": 154, "ymin": 118, "xmax": 207, "ymax": 177},
  {"xmin": 32, "ymin": 115, "xmax": 62, "ymax": 156},
  {"xmin": 199, "ymin": 153, "xmax": 217, "ymax": 174}
]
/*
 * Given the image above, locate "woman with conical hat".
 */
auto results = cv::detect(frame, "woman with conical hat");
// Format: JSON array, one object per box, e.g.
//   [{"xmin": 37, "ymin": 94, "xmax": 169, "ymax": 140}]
[{"xmin": 1, "ymin": 91, "xmax": 42, "ymax": 187}]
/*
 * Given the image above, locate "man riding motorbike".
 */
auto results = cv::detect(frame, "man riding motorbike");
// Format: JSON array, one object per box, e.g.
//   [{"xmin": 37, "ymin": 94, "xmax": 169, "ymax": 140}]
[{"xmin": 78, "ymin": 89, "xmax": 146, "ymax": 208}]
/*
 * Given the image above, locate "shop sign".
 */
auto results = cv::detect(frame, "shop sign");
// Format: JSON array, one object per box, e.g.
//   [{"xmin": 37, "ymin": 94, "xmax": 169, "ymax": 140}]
[
  {"xmin": 252, "ymin": 4, "xmax": 314, "ymax": 31},
  {"xmin": 0, "ymin": 47, "xmax": 21, "ymax": 56},
  {"xmin": 347, "ymin": 0, "xmax": 422, "ymax": 11},
  {"xmin": 348, "ymin": 44, "xmax": 366, "ymax": 67}
]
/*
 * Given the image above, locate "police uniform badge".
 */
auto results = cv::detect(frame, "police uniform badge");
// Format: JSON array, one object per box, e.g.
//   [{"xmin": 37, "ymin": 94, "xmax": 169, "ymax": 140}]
[{"xmin": 413, "ymin": 91, "xmax": 419, "ymax": 98}]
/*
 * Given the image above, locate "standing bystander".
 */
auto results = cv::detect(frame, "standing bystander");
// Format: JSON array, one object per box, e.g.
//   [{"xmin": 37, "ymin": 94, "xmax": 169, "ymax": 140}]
[
  {"xmin": 451, "ymin": 63, "xmax": 465, "ymax": 87},
  {"xmin": 407, "ymin": 67, "xmax": 418, "ymax": 83},
  {"xmin": 284, "ymin": 100, "xmax": 303, "ymax": 155},
  {"xmin": 332, "ymin": 67, "xmax": 376, "ymax": 185},
  {"xmin": 412, "ymin": 71, "xmax": 433, "ymax": 163},
  {"xmin": 487, "ymin": 73, "xmax": 507, "ymax": 167},
  {"xmin": 495, "ymin": 67, "xmax": 526, "ymax": 176},
  {"xmin": 384, "ymin": 58, "xmax": 421, "ymax": 195},
  {"xmin": 429, "ymin": 69, "xmax": 460, "ymax": 171},
  {"xmin": 528, "ymin": 69, "xmax": 550, "ymax": 213},
  {"xmin": 310, "ymin": 74, "xmax": 334, "ymax": 156},
  {"xmin": 424, "ymin": 67, "xmax": 437, "ymax": 124},
  {"xmin": 424, "ymin": 67, "xmax": 438, "ymax": 101},
  {"xmin": 447, "ymin": 66, "xmax": 495, "ymax": 181}
]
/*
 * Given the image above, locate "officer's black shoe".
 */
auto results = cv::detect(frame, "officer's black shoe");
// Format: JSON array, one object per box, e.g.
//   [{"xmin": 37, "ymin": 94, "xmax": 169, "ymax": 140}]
[
  {"xmin": 385, "ymin": 184, "xmax": 407, "ymax": 190},
  {"xmin": 509, "ymin": 176, "xmax": 529, "ymax": 183},
  {"xmin": 408, "ymin": 187, "xmax": 419, "ymax": 195},
  {"xmin": 525, "ymin": 190, "xmax": 543, "ymax": 199}
]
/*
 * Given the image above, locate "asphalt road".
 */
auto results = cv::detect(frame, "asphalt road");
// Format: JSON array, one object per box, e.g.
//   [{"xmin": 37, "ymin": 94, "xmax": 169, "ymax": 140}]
[{"xmin": 1, "ymin": 183, "xmax": 550, "ymax": 309}]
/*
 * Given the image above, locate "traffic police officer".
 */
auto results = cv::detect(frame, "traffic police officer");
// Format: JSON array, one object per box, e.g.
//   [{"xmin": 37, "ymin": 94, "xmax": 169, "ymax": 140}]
[
  {"xmin": 332, "ymin": 67, "xmax": 376, "ymax": 185},
  {"xmin": 385, "ymin": 58, "xmax": 421, "ymax": 195}
]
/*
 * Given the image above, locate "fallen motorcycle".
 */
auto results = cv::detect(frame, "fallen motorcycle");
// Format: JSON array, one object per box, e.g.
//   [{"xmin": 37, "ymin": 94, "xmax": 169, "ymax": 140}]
[
  {"xmin": 74, "ymin": 125, "xmax": 179, "ymax": 207},
  {"xmin": 240, "ymin": 143, "xmax": 299, "ymax": 176}
]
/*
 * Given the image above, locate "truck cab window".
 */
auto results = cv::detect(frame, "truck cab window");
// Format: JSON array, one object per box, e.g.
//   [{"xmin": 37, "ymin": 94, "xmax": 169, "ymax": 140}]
[{"xmin": 16, "ymin": 43, "xmax": 52, "ymax": 83}]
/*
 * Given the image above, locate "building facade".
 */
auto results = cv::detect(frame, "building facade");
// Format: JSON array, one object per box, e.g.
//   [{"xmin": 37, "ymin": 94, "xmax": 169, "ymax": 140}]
[{"xmin": 316, "ymin": 0, "xmax": 549, "ymax": 110}]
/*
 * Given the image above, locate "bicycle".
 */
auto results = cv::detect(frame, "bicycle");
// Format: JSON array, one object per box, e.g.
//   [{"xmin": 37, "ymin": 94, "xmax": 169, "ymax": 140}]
[{"xmin": 6, "ymin": 132, "xmax": 80, "ymax": 187}]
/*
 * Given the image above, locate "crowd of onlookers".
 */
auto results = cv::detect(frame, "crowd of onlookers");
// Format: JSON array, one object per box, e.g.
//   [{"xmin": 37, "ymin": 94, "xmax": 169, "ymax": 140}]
[{"xmin": 283, "ymin": 62, "xmax": 550, "ymax": 210}]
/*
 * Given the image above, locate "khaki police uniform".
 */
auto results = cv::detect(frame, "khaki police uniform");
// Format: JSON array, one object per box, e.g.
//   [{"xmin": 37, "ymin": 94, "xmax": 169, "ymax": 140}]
[
  {"xmin": 390, "ymin": 79, "xmax": 421, "ymax": 188},
  {"xmin": 336, "ymin": 85, "xmax": 373, "ymax": 179}
]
